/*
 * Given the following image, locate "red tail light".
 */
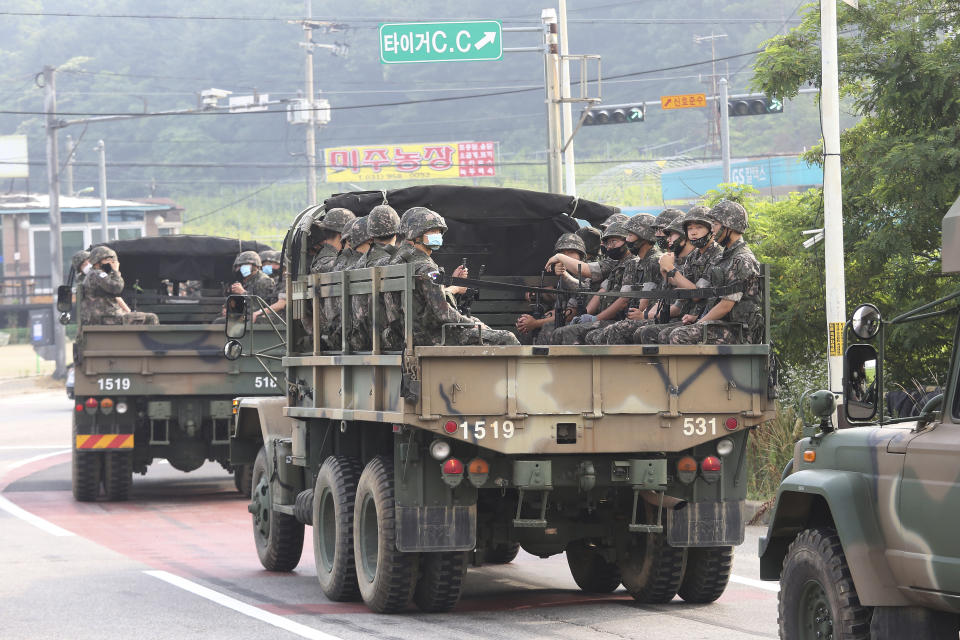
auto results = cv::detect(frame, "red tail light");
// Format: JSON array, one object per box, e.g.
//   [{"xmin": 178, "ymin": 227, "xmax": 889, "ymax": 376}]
[
  {"xmin": 443, "ymin": 420, "xmax": 458, "ymax": 434},
  {"xmin": 725, "ymin": 417, "xmax": 739, "ymax": 431},
  {"xmin": 442, "ymin": 458, "xmax": 464, "ymax": 475},
  {"xmin": 84, "ymin": 397, "xmax": 98, "ymax": 409},
  {"xmin": 75, "ymin": 403, "xmax": 83, "ymax": 412},
  {"xmin": 701, "ymin": 456, "xmax": 722, "ymax": 483}
]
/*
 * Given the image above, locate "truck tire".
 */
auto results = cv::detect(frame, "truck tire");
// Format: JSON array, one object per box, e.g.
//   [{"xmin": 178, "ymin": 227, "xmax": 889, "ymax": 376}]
[
  {"xmin": 677, "ymin": 546, "xmax": 733, "ymax": 603},
  {"xmin": 484, "ymin": 542, "xmax": 520, "ymax": 564},
  {"xmin": 251, "ymin": 447, "xmax": 304, "ymax": 572},
  {"xmin": 779, "ymin": 528, "xmax": 871, "ymax": 640},
  {"xmin": 619, "ymin": 531, "xmax": 686, "ymax": 604},
  {"xmin": 233, "ymin": 464, "xmax": 253, "ymax": 498},
  {"xmin": 72, "ymin": 449, "xmax": 102, "ymax": 502},
  {"xmin": 353, "ymin": 455, "xmax": 418, "ymax": 613},
  {"xmin": 313, "ymin": 456, "xmax": 362, "ymax": 602},
  {"xmin": 103, "ymin": 452, "xmax": 133, "ymax": 501},
  {"xmin": 413, "ymin": 552, "xmax": 469, "ymax": 612},
  {"xmin": 566, "ymin": 540, "xmax": 621, "ymax": 593}
]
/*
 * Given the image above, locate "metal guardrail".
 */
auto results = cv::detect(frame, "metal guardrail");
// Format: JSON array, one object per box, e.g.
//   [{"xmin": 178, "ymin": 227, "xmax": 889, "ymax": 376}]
[{"xmin": 0, "ymin": 276, "xmax": 54, "ymax": 305}]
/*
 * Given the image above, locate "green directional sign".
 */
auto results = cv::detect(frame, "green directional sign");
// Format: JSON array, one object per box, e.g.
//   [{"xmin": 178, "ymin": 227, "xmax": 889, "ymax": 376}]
[{"xmin": 379, "ymin": 21, "xmax": 502, "ymax": 64}]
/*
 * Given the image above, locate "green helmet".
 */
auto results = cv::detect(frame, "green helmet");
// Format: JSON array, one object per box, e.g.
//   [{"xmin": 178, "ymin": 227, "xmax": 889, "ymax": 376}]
[
  {"xmin": 398, "ymin": 208, "xmax": 415, "ymax": 239},
  {"xmin": 258, "ymin": 250, "xmax": 281, "ymax": 264},
  {"xmin": 554, "ymin": 232, "xmax": 586, "ymax": 258},
  {"xmin": 684, "ymin": 205, "xmax": 714, "ymax": 228},
  {"xmin": 653, "ymin": 208, "xmax": 684, "ymax": 230},
  {"xmin": 624, "ymin": 213, "xmax": 657, "ymax": 242},
  {"xmin": 575, "ymin": 226, "xmax": 602, "ymax": 257},
  {"xmin": 315, "ymin": 207, "xmax": 356, "ymax": 233},
  {"xmin": 665, "ymin": 214, "xmax": 688, "ymax": 236},
  {"xmin": 600, "ymin": 212, "xmax": 629, "ymax": 231},
  {"xmin": 405, "ymin": 206, "xmax": 448, "ymax": 241},
  {"xmin": 368, "ymin": 204, "xmax": 401, "ymax": 238},
  {"xmin": 71, "ymin": 250, "xmax": 90, "ymax": 271},
  {"xmin": 601, "ymin": 221, "xmax": 629, "ymax": 241},
  {"xmin": 352, "ymin": 217, "xmax": 373, "ymax": 247},
  {"xmin": 340, "ymin": 218, "xmax": 358, "ymax": 247},
  {"xmin": 89, "ymin": 245, "xmax": 117, "ymax": 265},
  {"xmin": 233, "ymin": 250, "xmax": 261, "ymax": 269},
  {"xmin": 710, "ymin": 200, "xmax": 748, "ymax": 233}
]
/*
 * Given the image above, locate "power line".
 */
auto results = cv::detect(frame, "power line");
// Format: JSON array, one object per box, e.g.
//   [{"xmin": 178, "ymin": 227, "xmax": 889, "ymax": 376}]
[{"xmin": 182, "ymin": 176, "xmax": 296, "ymax": 223}]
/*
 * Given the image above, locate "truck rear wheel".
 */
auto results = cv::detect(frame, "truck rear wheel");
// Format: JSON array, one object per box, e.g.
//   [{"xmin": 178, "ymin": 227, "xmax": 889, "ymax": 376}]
[
  {"xmin": 677, "ymin": 546, "xmax": 733, "ymax": 604},
  {"xmin": 353, "ymin": 455, "xmax": 418, "ymax": 613},
  {"xmin": 413, "ymin": 552, "xmax": 469, "ymax": 612},
  {"xmin": 566, "ymin": 540, "xmax": 621, "ymax": 593},
  {"xmin": 251, "ymin": 447, "xmax": 304, "ymax": 572},
  {"xmin": 779, "ymin": 528, "xmax": 871, "ymax": 640},
  {"xmin": 484, "ymin": 542, "xmax": 520, "ymax": 564},
  {"xmin": 233, "ymin": 464, "xmax": 253, "ymax": 498},
  {"xmin": 619, "ymin": 530, "xmax": 686, "ymax": 604},
  {"xmin": 313, "ymin": 456, "xmax": 362, "ymax": 601},
  {"xmin": 72, "ymin": 449, "xmax": 102, "ymax": 502},
  {"xmin": 103, "ymin": 452, "xmax": 133, "ymax": 501}
]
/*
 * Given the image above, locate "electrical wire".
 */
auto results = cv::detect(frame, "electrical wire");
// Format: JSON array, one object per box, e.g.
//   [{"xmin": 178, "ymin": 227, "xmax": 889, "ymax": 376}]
[{"xmin": 182, "ymin": 175, "xmax": 297, "ymax": 223}]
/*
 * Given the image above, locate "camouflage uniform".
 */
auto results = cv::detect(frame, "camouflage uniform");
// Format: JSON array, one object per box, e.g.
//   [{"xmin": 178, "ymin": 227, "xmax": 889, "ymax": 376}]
[
  {"xmin": 71, "ymin": 250, "xmax": 90, "ymax": 286},
  {"xmin": 652, "ymin": 208, "xmax": 684, "ymax": 252},
  {"xmin": 233, "ymin": 251, "xmax": 276, "ymax": 302},
  {"xmin": 79, "ymin": 246, "xmax": 158, "ymax": 326},
  {"xmin": 599, "ymin": 212, "xmax": 629, "ymax": 231},
  {"xmin": 518, "ymin": 233, "xmax": 586, "ymax": 345},
  {"xmin": 668, "ymin": 201, "xmax": 762, "ymax": 345},
  {"xmin": 348, "ymin": 206, "xmax": 401, "ymax": 351},
  {"xmin": 310, "ymin": 207, "xmax": 355, "ymax": 273},
  {"xmin": 325, "ymin": 217, "xmax": 371, "ymax": 350}
]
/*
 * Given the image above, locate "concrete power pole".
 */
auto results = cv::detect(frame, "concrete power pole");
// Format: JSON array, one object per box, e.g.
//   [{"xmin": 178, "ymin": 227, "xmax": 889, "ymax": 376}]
[
  {"xmin": 820, "ymin": 0, "xmax": 847, "ymax": 394},
  {"xmin": 64, "ymin": 134, "xmax": 75, "ymax": 196},
  {"xmin": 541, "ymin": 9, "xmax": 563, "ymax": 194},
  {"xmin": 719, "ymin": 78, "xmax": 731, "ymax": 182},
  {"xmin": 95, "ymin": 140, "xmax": 108, "ymax": 242},
  {"xmin": 303, "ymin": 0, "xmax": 318, "ymax": 206},
  {"xmin": 42, "ymin": 65, "xmax": 66, "ymax": 379},
  {"xmin": 558, "ymin": 0, "xmax": 576, "ymax": 196}
]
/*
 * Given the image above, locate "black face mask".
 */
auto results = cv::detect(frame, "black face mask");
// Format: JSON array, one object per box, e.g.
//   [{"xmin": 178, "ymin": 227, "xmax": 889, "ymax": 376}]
[
  {"xmin": 690, "ymin": 232, "xmax": 714, "ymax": 249},
  {"xmin": 656, "ymin": 235, "xmax": 669, "ymax": 251},
  {"xmin": 605, "ymin": 244, "xmax": 627, "ymax": 260},
  {"xmin": 669, "ymin": 238, "xmax": 686, "ymax": 256},
  {"xmin": 717, "ymin": 228, "xmax": 733, "ymax": 247},
  {"xmin": 627, "ymin": 240, "xmax": 640, "ymax": 255}
]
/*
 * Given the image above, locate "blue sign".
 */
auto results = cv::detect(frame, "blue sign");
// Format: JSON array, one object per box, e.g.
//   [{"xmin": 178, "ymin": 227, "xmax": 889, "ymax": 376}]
[{"xmin": 661, "ymin": 156, "xmax": 822, "ymax": 201}]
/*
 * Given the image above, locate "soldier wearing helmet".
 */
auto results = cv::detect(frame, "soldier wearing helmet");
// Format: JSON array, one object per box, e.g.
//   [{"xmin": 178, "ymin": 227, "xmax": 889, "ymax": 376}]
[
  {"xmin": 667, "ymin": 200, "xmax": 763, "ymax": 345},
  {"xmin": 71, "ymin": 250, "xmax": 91, "ymax": 285},
  {"xmin": 79, "ymin": 245, "xmax": 158, "ymax": 326},
  {"xmin": 310, "ymin": 207, "xmax": 356, "ymax": 274},
  {"xmin": 332, "ymin": 218, "xmax": 360, "ymax": 271},
  {"xmin": 652, "ymin": 208, "xmax": 684, "ymax": 251},
  {"xmin": 575, "ymin": 225, "xmax": 602, "ymax": 261},
  {"xmin": 515, "ymin": 233, "xmax": 588, "ymax": 342},
  {"xmin": 259, "ymin": 250, "xmax": 281, "ymax": 281},
  {"xmin": 229, "ymin": 250, "xmax": 275, "ymax": 302},
  {"xmin": 347, "ymin": 206, "xmax": 402, "ymax": 350},
  {"xmin": 599, "ymin": 212, "xmax": 629, "ymax": 232}
]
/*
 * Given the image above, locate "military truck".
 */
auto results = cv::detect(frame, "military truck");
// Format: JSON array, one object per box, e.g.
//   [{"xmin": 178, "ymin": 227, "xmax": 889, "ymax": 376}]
[
  {"xmin": 759, "ymin": 202, "xmax": 960, "ymax": 639},
  {"xmin": 60, "ymin": 235, "xmax": 285, "ymax": 502},
  {"xmin": 227, "ymin": 185, "xmax": 777, "ymax": 613}
]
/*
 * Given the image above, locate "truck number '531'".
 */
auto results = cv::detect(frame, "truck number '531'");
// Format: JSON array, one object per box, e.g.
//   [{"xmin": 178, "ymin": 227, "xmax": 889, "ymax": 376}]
[{"xmin": 683, "ymin": 417, "xmax": 717, "ymax": 436}]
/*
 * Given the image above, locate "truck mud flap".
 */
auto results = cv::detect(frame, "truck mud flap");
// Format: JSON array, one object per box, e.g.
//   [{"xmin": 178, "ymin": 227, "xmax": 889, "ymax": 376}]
[
  {"xmin": 396, "ymin": 505, "xmax": 476, "ymax": 552},
  {"xmin": 667, "ymin": 500, "xmax": 744, "ymax": 547}
]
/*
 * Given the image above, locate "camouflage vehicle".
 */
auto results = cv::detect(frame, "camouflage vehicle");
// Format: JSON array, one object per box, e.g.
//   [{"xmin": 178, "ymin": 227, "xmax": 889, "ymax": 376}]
[
  {"xmin": 760, "ymin": 203, "xmax": 960, "ymax": 639},
  {"xmin": 59, "ymin": 235, "xmax": 284, "ymax": 502},
  {"xmin": 226, "ymin": 186, "xmax": 777, "ymax": 613}
]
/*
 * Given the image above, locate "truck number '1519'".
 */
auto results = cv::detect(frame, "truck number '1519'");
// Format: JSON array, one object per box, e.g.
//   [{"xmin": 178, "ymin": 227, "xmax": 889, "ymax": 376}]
[
  {"xmin": 254, "ymin": 376, "xmax": 278, "ymax": 389},
  {"xmin": 97, "ymin": 377, "xmax": 131, "ymax": 391},
  {"xmin": 682, "ymin": 417, "xmax": 717, "ymax": 436},
  {"xmin": 461, "ymin": 420, "xmax": 515, "ymax": 440}
]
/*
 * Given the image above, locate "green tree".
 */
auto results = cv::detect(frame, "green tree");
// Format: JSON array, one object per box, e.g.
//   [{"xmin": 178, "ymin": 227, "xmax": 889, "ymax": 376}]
[{"xmin": 749, "ymin": 0, "xmax": 960, "ymax": 387}]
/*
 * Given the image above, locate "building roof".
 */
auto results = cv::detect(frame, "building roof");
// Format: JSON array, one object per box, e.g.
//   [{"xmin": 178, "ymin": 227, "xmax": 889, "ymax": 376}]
[{"xmin": 0, "ymin": 193, "xmax": 171, "ymax": 215}]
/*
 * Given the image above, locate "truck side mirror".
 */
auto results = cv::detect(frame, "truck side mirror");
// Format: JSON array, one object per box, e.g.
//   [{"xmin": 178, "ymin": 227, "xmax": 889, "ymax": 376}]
[
  {"xmin": 57, "ymin": 285, "xmax": 73, "ymax": 313},
  {"xmin": 225, "ymin": 295, "xmax": 248, "ymax": 339},
  {"xmin": 59, "ymin": 312, "xmax": 71, "ymax": 326},
  {"xmin": 844, "ymin": 343, "xmax": 879, "ymax": 422},
  {"xmin": 851, "ymin": 303, "xmax": 881, "ymax": 340},
  {"xmin": 223, "ymin": 339, "xmax": 243, "ymax": 361}
]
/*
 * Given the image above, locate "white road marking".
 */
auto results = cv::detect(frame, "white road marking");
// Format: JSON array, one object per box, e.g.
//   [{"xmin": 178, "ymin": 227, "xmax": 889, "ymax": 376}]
[
  {"xmin": 0, "ymin": 445, "xmax": 70, "ymax": 450},
  {"xmin": 3, "ymin": 449, "xmax": 71, "ymax": 473},
  {"xmin": 730, "ymin": 574, "xmax": 780, "ymax": 592},
  {"xmin": 144, "ymin": 570, "xmax": 346, "ymax": 640},
  {"xmin": 0, "ymin": 495, "xmax": 74, "ymax": 537}
]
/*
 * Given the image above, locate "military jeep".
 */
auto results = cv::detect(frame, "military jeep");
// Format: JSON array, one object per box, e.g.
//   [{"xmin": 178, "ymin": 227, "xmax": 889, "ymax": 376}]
[{"xmin": 760, "ymin": 201, "xmax": 960, "ymax": 639}]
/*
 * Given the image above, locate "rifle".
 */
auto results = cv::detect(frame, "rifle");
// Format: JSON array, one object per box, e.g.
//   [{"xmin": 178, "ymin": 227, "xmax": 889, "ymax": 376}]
[
  {"xmin": 574, "ymin": 263, "xmax": 589, "ymax": 316},
  {"xmin": 531, "ymin": 270, "xmax": 548, "ymax": 319},
  {"xmin": 458, "ymin": 259, "xmax": 485, "ymax": 316}
]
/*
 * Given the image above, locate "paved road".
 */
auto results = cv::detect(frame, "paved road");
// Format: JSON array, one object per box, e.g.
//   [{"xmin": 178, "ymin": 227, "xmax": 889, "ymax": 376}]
[{"xmin": 0, "ymin": 391, "xmax": 780, "ymax": 640}]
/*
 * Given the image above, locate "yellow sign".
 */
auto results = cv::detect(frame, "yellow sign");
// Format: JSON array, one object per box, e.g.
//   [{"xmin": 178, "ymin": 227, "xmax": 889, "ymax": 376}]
[
  {"xmin": 828, "ymin": 322, "xmax": 845, "ymax": 357},
  {"xmin": 323, "ymin": 141, "xmax": 496, "ymax": 183},
  {"xmin": 660, "ymin": 93, "xmax": 707, "ymax": 110}
]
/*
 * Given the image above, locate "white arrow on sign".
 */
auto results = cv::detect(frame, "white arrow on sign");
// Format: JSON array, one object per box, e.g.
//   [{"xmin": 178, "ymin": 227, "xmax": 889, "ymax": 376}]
[{"xmin": 474, "ymin": 32, "xmax": 497, "ymax": 50}]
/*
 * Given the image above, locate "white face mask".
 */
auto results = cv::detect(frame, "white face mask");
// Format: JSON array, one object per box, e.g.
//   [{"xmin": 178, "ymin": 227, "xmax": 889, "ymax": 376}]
[
  {"xmin": 262, "ymin": 265, "xmax": 274, "ymax": 276},
  {"xmin": 424, "ymin": 233, "xmax": 443, "ymax": 249},
  {"xmin": 239, "ymin": 264, "xmax": 253, "ymax": 278},
  {"xmin": 81, "ymin": 263, "xmax": 93, "ymax": 275}
]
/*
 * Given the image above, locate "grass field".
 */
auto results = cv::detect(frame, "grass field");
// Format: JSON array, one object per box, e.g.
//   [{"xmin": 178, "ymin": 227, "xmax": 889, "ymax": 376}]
[{"xmin": 0, "ymin": 343, "xmax": 73, "ymax": 379}]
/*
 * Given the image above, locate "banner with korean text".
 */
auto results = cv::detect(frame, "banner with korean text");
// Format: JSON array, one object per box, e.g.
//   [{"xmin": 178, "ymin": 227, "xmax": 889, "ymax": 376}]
[{"xmin": 323, "ymin": 141, "xmax": 497, "ymax": 183}]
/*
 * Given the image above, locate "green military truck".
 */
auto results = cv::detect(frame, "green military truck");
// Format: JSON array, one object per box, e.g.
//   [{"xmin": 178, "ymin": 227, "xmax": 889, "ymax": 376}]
[
  {"xmin": 61, "ymin": 235, "xmax": 285, "ymax": 502},
  {"xmin": 227, "ymin": 185, "xmax": 777, "ymax": 613},
  {"xmin": 760, "ymin": 202, "xmax": 960, "ymax": 639}
]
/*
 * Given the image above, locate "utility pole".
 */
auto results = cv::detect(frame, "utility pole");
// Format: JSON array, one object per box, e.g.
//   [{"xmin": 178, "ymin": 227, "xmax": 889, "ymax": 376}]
[
  {"xmin": 820, "ymin": 0, "xmax": 847, "ymax": 395},
  {"xmin": 95, "ymin": 140, "xmax": 108, "ymax": 243},
  {"xmin": 694, "ymin": 32, "xmax": 727, "ymax": 155},
  {"xmin": 541, "ymin": 9, "xmax": 562, "ymax": 194},
  {"xmin": 719, "ymin": 78, "xmax": 731, "ymax": 182},
  {"xmin": 42, "ymin": 65, "xmax": 66, "ymax": 379},
  {"xmin": 303, "ymin": 0, "xmax": 318, "ymax": 206},
  {"xmin": 558, "ymin": 0, "xmax": 576, "ymax": 195},
  {"xmin": 64, "ymin": 134, "xmax": 75, "ymax": 196}
]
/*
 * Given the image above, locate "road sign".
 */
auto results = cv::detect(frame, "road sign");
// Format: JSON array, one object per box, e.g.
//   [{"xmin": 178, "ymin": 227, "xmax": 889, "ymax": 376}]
[
  {"xmin": 660, "ymin": 93, "xmax": 707, "ymax": 110},
  {"xmin": 379, "ymin": 21, "xmax": 502, "ymax": 64}
]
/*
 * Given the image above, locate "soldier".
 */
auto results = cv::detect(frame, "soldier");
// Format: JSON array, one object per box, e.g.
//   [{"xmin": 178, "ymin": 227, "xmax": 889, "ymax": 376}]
[
  {"xmin": 71, "ymin": 250, "xmax": 91, "ymax": 285},
  {"xmin": 348, "ymin": 206, "xmax": 401, "ymax": 350},
  {"xmin": 253, "ymin": 251, "xmax": 286, "ymax": 323},
  {"xmin": 585, "ymin": 213, "xmax": 664, "ymax": 344},
  {"xmin": 575, "ymin": 225, "xmax": 602, "ymax": 262},
  {"xmin": 310, "ymin": 207, "xmax": 355, "ymax": 274},
  {"xmin": 332, "ymin": 218, "xmax": 360, "ymax": 271},
  {"xmin": 667, "ymin": 200, "xmax": 763, "ymax": 345},
  {"xmin": 404, "ymin": 208, "xmax": 518, "ymax": 346},
  {"xmin": 652, "ymin": 208, "xmax": 684, "ymax": 251},
  {"xmin": 634, "ymin": 207, "xmax": 716, "ymax": 343},
  {"xmin": 324, "ymin": 217, "xmax": 371, "ymax": 350},
  {"xmin": 229, "ymin": 251, "xmax": 275, "ymax": 301},
  {"xmin": 515, "ymin": 232, "xmax": 587, "ymax": 343},
  {"xmin": 542, "ymin": 222, "xmax": 634, "ymax": 344},
  {"xmin": 259, "ymin": 250, "xmax": 281, "ymax": 283},
  {"xmin": 599, "ymin": 212, "xmax": 629, "ymax": 232},
  {"xmin": 79, "ymin": 246, "xmax": 158, "ymax": 326}
]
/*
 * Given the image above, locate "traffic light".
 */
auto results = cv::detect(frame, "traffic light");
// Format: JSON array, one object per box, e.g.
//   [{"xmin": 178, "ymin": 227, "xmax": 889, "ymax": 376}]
[
  {"xmin": 726, "ymin": 95, "xmax": 783, "ymax": 117},
  {"xmin": 582, "ymin": 103, "xmax": 645, "ymax": 126}
]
